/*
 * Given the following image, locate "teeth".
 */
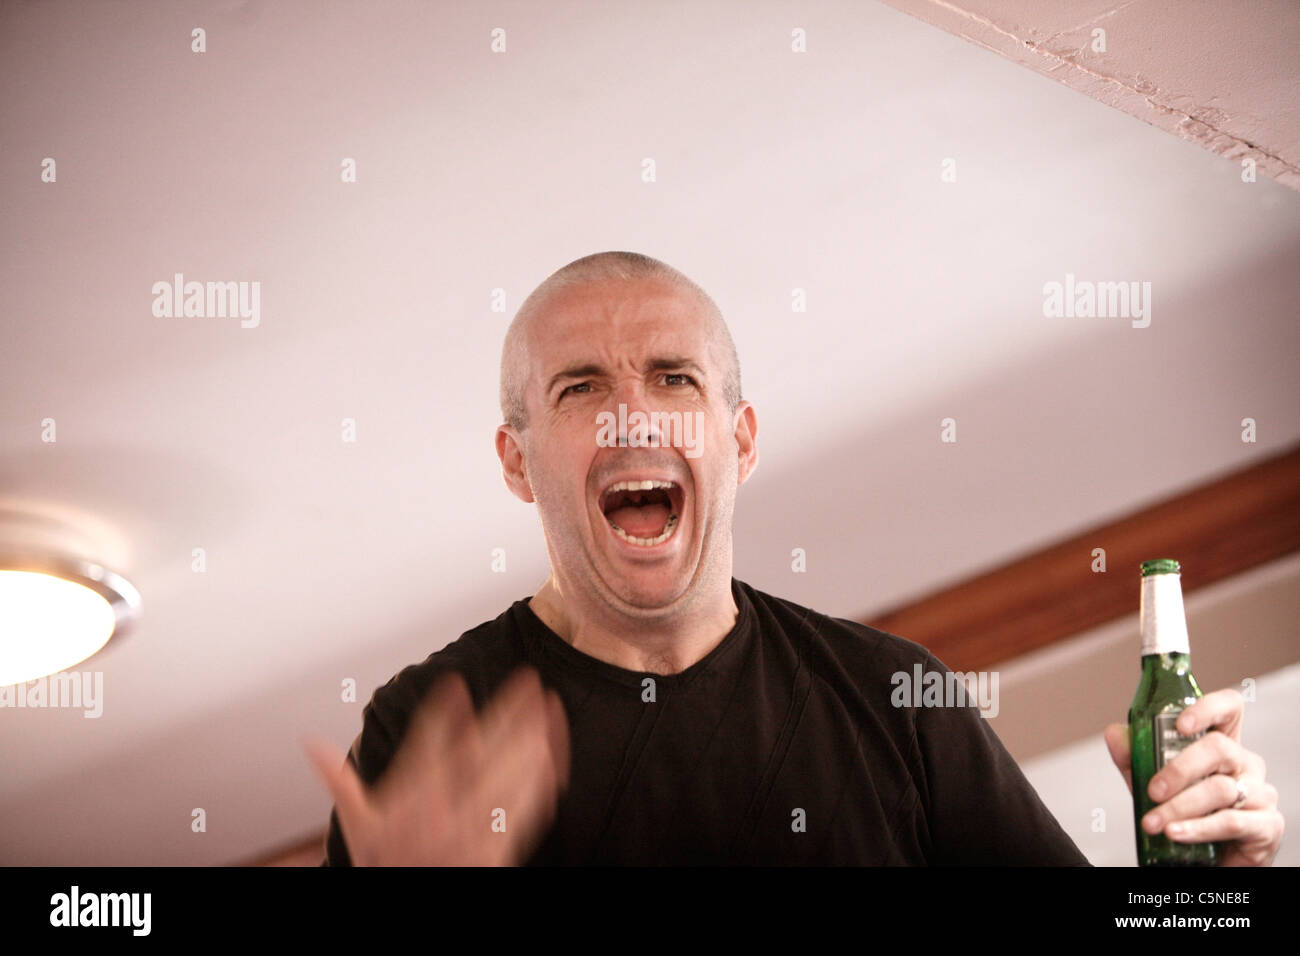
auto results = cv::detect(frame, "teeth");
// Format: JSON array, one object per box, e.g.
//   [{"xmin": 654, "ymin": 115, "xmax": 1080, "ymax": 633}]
[
  {"xmin": 609, "ymin": 513, "xmax": 679, "ymax": 547},
  {"xmin": 604, "ymin": 479, "xmax": 675, "ymax": 494}
]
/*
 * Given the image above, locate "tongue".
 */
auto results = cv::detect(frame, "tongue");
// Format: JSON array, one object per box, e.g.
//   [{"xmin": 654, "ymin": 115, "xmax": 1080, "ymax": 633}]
[{"xmin": 607, "ymin": 503, "xmax": 671, "ymax": 538}]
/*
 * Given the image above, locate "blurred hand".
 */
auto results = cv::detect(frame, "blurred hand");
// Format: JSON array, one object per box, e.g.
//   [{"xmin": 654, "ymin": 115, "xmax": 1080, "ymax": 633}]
[
  {"xmin": 305, "ymin": 666, "xmax": 570, "ymax": 866},
  {"xmin": 1105, "ymin": 688, "xmax": 1282, "ymax": 866}
]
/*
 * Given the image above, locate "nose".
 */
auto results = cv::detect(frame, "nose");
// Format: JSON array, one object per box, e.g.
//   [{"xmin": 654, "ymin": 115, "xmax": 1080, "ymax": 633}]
[{"xmin": 608, "ymin": 377, "xmax": 664, "ymax": 448}]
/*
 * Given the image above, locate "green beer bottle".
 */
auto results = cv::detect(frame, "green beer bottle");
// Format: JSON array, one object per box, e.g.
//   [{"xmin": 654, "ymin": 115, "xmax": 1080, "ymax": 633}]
[{"xmin": 1128, "ymin": 559, "xmax": 1216, "ymax": 866}]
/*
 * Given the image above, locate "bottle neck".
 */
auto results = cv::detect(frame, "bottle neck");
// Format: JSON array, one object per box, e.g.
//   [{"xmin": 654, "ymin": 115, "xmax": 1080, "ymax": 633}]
[
  {"xmin": 1140, "ymin": 572, "xmax": 1190, "ymax": 656},
  {"xmin": 1140, "ymin": 651, "xmax": 1191, "ymax": 670}
]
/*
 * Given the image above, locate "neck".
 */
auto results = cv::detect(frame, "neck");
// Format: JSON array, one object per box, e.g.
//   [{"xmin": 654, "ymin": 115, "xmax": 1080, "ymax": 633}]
[{"xmin": 528, "ymin": 572, "xmax": 739, "ymax": 675}]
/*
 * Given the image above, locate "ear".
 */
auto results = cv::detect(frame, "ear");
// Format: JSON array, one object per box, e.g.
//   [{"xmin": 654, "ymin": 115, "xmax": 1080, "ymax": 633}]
[
  {"xmin": 496, "ymin": 425, "xmax": 535, "ymax": 503},
  {"xmin": 733, "ymin": 401, "xmax": 758, "ymax": 485}
]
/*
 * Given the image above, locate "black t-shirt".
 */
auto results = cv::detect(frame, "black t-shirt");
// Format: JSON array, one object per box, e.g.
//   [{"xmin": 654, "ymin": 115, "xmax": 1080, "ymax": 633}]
[{"xmin": 323, "ymin": 578, "xmax": 1089, "ymax": 865}]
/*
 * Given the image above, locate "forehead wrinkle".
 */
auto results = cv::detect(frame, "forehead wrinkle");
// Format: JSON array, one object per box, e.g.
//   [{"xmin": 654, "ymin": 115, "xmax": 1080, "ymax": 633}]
[
  {"xmin": 532, "ymin": 288, "xmax": 708, "ymax": 383},
  {"xmin": 512, "ymin": 271, "xmax": 734, "ymax": 426},
  {"xmin": 544, "ymin": 353, "xmax": 709, "ymax": 397}
]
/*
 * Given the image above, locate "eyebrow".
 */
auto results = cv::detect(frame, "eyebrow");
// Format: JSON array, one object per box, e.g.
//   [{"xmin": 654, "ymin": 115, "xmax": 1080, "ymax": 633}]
[{"xmin": 545, "ymin": 357, "xmax": 707, "ymax": 397}]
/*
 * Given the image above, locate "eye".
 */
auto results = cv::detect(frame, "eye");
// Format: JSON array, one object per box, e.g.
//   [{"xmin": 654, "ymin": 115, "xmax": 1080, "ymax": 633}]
[
  {"xmin": 664, "ymin": 373, "xmax": 696, "ymax": 386},
  {"xmin": 561, "ymin": 382, "xmax": 592, "ymax": 397}
]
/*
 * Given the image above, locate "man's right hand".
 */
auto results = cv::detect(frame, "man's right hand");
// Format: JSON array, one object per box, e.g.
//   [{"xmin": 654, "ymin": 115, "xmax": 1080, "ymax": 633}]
[{"xmin": 304, "ymin": 666, "xmax": 570, "ymax": 866}]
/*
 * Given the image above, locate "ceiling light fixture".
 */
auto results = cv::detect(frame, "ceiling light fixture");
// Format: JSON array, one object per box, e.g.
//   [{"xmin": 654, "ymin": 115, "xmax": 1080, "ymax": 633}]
[{"xmin": 0, "ymin": 553, "xmax": 141, "ymax": 686}]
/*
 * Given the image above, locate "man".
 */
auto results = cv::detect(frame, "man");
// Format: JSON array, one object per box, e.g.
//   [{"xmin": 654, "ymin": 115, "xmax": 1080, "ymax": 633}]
[{"xmin": 307, "ymin": 252, "xmax": 1283, "ymax": 866}]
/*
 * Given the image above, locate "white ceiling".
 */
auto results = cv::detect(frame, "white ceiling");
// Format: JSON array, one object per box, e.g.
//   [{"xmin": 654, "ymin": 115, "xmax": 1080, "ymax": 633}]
[
  {"xmin": 884, "ymin": 0, "xmax": 1300, "ymax": 190},
  {"xmin": 1, "ymin": 1, "xmax": 1297, "ymax": 864}
]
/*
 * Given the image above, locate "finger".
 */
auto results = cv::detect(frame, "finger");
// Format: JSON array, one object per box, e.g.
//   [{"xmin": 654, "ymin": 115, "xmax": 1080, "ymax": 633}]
[
  {"xmin": 1141, "ymin": 773, "xmax": 1259, "ymax": 834},
  {"xmin": 1103, "ymin": 723, "xmax": 1132, "ymax": 794},
  {"xmin": 1176, "ymin": 689, "xmax": 1244, "ymax": 741},
  {"xmin": 474, "ymin": 679, "xmax": 557, "ymax": 813},
  {"xmin": 544, "ymin": 689, "xmax": 571, "ymax": 792},
  {"xmin": 1164, "ymin": 807, "xmax": 1284, "ymax": 847},
  {"xmin": 479, "ymin": 667, "xmax": 546, "ymax": 754},
  {"xmin": 454, "ymin": 744, "xmax": 539, "ymax": 864},
  {"xmin": 470, "ymin": 687, "xmax": 563, "ymax": 862},
  {"xmin": 413, "ymin": 670, "xmax": 476, "ymax": 734},
  {"xmin": 302, "ymin": 734, "xmax": 372, "ymax": 845},
  {"xmin": 1147, "ymin": 731, "xmax": 1248, "ymax": 803},
  {"xmin": 479, "ymin": 714, "xmax": 564, "ymax": 864},
  {"xmin": 401, "ymin": 671, "xmax": 478, "ymax": 780},
  {"xmin": 375, "ymin": 675, "xmax": 480, "ymax": 830},
  {"xmin": 398, "ymin": 669, "xmax": 545, "ymax": 866}
]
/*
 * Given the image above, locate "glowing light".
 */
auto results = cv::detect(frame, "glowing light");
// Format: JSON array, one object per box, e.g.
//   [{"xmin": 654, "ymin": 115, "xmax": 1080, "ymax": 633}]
[{"xmin": 0, "ymin": 568, "xmax": 131, "ymax": 685}]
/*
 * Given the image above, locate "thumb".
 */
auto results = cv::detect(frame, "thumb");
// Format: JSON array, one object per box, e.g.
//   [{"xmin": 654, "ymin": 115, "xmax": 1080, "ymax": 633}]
[
  {"xmin": 1103, "ymin": 723, "xmax": 1132, "ymax": 795},
  {"xmin": 302, "ymin": 735, "xmax": 372, "ymax": 848}
]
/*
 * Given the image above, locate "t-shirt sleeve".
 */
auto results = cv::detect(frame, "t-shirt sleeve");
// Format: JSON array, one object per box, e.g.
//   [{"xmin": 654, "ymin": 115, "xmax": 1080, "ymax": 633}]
[
  {"xmin": 912, "ymin": 651, "xmax": 1091, "ymax": 866},
  {"xmin": 322, "ymin": 688, "xmax": 402, "ymax": 867}
]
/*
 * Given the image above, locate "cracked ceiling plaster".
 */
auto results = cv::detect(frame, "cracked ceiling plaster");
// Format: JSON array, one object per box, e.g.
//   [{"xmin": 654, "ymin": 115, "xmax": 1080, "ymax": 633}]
[{"xmin": 882, "ymin": 0, "xmax": 1300, "ymax": 190}]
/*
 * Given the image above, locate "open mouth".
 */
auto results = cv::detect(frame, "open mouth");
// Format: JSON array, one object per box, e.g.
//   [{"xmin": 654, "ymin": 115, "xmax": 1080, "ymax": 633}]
[{"xmin": 598, "ymin": 479, "xmax": 684, "ymax": 547}]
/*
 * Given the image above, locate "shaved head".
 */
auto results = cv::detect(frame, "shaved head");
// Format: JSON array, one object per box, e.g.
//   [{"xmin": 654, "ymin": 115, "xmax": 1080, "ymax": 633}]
[
  {"xmin": 500, "ymin": 252, "xmax": 741, "ymax": 432},
  {"xmin": 493, "ymin": 249, "xmax": 759, "ymax": 628}
]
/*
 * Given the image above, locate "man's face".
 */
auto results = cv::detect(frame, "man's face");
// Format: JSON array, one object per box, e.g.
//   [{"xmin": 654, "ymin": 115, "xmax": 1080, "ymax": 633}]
[{"xmin": 504, "ymin": 277, "xmax": 753, "ymax": 617}]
